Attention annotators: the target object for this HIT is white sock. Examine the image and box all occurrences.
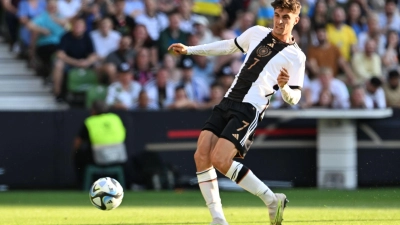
[197,168,226,221]
[226,161,276,206]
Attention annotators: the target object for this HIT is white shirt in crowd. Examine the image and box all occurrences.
[309,78,350,109]
[180,14,202,34]
[378,12,400,33]
[357,32,386,56]
[124,0,145,17]
[135,12,169,40]
[90,30,121,59]
[106,81,142,109]
[182,77,210,103]
[144,79,176,108]
[365,87,386,109]
[57,0,82,19]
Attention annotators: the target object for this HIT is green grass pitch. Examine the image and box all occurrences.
[1,188,400,225]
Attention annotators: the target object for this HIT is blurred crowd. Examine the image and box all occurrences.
[0,0,400,110]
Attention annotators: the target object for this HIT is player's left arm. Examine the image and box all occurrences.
[278,57,306,105]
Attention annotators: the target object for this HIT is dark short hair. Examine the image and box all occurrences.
[271,0,302,13]
[211,82,222,89]
[369,77,383,87]
[175,85,185,92]
[388,70,400,79]
[92,100,108,114]
[386,0,397,5]
[314,23,327,31]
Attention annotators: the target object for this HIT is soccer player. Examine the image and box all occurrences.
[168,0,305,224]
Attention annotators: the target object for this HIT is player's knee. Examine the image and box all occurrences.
[210,149,227,172]
[194,149,210,164]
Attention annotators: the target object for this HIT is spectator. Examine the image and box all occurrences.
[199,83,224,110]
[351,0,373,16]
[223,0,251,28]
[345,1,367,37]
[325,0,345,22]
[364,77,386,109]
[178,0,201,34]
[310,0,328,29]
[132,90,159,110]
[378,0,400,34]
[124,0,145,18]
[133,48,154,85]
[100,35,135,83]
[109,0,136,36]
[216,64,235,94]
[80,1,105,32]
[295,15,318,54]
[105,63,142,110]
[309,67,350,109]
[352,39,382,84]
[73,100,128,189]
[384,70,400,108]
[192,55,215,85]
[307,25,356,82]
[167,85,198,110]
[26,0,66,82]
[90,17,121,61]
[17,0,47,60]
[53,18,98,101]
[83,0,114,17]
[178,56,209,103]
[213,29,243,71]
[382,30,400,72]
[314,88,335,108]
[357,13,386,56]
[135,0,168,41]
[131,24,158,68]
[57,0,82,21]
[162,54,182,83]
[350,85,368,109]
[326,7,357,62]
[158,10,189,61]
[193,15,220,46]
[233,11,255,36]
[2,0,21,53]
[158,0,177,14]
[144,68,176,109]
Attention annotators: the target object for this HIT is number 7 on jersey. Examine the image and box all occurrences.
[248,58,260,70]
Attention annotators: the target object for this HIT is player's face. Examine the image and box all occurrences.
[272,8,299,38]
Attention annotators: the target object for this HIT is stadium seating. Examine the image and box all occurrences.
[85,85,107,109]
[66,68,98,106]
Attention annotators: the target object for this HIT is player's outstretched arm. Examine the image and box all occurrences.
[168,26,260,56]
[278,68,302,105]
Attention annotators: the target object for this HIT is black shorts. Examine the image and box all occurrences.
[202,98,263,158]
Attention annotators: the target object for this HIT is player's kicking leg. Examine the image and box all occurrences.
[211,131,288,224]
[194,130,229,225]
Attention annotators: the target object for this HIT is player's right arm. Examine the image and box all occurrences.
[168,25,260,56]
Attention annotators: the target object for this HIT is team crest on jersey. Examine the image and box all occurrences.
[256,46,272,57]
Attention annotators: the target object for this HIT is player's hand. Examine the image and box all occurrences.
[168,43,188,55]
[277,68,290,88]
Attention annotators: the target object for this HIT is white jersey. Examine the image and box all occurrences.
[187,26,306,112]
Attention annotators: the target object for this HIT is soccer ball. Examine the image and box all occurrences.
[89,177,124,210]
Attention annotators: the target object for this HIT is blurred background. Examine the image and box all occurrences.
[0,0,399,192]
